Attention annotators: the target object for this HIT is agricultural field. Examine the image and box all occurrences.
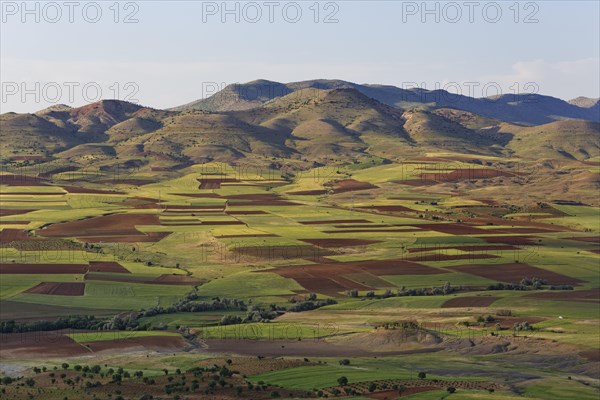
[1,153,598,399]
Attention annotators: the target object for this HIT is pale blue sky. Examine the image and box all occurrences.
[1,1,599,112]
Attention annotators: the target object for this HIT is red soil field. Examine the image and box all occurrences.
[299,219,372,225]
[198,178,238,189]
[1,261,130,274]
[330,179,378,193]
[228,200,299,206]
[524,288,600,302]
[0,174,48,186]
[1,263,88,274]
[479,236,540,246]
[0,192,63,195]
[287,189,328,195]
[323,229,422,233]
[333,224,392,228]
[25,282,86,296]
[448,263,584,285]
[82,335,187,353]
[0,209,36,216]
[406,253,499,262]
[485,227,560,234]
[164,205,225,210]
[0,331,87,358]
[441,296,499,308]
[300,238,381,248]
[88,261,130,273]
[360,205,416,212]
[408,245,518,253]
[267,259,444,294]
[40,213,160,238]
[215,233,278,238]
[0,229,32,244]
[169,193,222,198]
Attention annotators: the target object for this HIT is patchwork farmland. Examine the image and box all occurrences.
[1,155,598,399]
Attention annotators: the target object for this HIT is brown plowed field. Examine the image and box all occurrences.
[406,253,499,262]
[441,296,499,308]
[0,174,48,186]
[479,236,540,246]
[88,261,130,273]
[360,205,416,212]
[1,263,88,274]
[299,219,372,225]
[267,259,444,294]
[330,179,378,193]
[25,282,85,296]
[287,189,328,195]
[448,263,584,285]
[0,209,36,216]
[40,213,160,238]
[226,210,268,215]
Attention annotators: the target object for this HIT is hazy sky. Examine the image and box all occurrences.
[1,0,599,112]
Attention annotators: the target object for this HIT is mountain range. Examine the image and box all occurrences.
[1,79,599,169]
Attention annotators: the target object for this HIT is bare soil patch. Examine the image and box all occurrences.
[40,213,160,238]
[441,296,499,308]
[25,282,85,296]
[0,209,36,216]
[0,174,48,186]
[360,205,416,212]
[479,236,540,246]
[448,263,584,285]
[88,261,130,273]
[267,259,443,294]
[0,263,88,274]
[287,189,328,195]
[407,253,499,262]
[299,219,372,225]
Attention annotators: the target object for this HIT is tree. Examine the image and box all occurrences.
[447,386,456,393]
[418,371,427,379]
[368,383,377,392]
[61,363,69,370]
[338,359,350,366]
[337,376,348,386]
